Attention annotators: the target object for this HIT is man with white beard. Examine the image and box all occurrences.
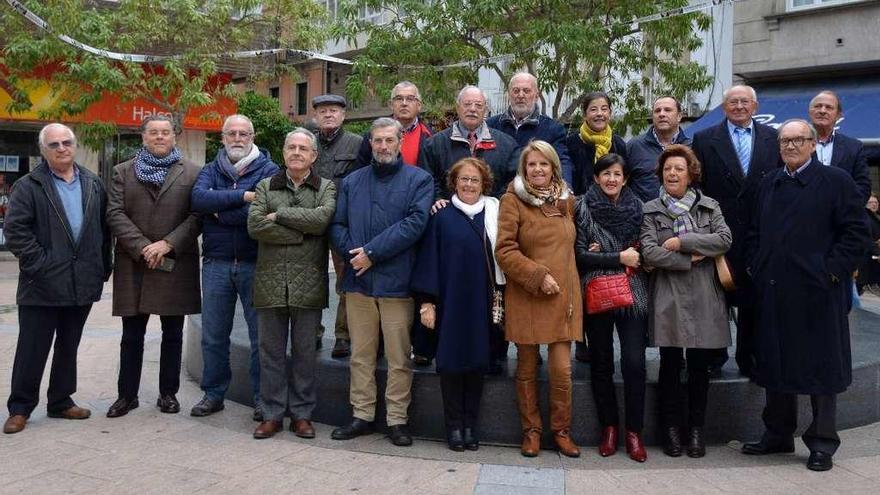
[189,114,280,420]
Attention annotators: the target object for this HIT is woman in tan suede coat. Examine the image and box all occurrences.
[496,140,583,459]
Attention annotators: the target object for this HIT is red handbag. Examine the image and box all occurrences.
[585,268,634,314]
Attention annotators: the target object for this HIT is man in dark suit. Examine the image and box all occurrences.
[808,90,871,203]
[742,119,868,472]
[691,85,781,378]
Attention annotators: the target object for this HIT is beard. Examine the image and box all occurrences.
[226,144,251,162]
[372,151,396,165]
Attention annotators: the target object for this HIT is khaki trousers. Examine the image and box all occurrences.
[515,342,573,433]
[346,292,414,425]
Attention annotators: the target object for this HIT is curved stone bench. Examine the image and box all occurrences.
[184,294,880,446]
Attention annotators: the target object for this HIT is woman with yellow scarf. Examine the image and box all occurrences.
[565,91,629,197]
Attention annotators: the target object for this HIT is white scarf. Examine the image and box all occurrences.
[452,194,506,285]
[233,144,261,175]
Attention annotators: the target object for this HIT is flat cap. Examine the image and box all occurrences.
[312,94,347,109]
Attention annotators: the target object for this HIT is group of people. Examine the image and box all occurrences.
[2,73,871,473]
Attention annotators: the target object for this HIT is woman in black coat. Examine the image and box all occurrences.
[575,154,648,462]
[857,193,880,294]
[566,91,628,197]
[411,157,504,452]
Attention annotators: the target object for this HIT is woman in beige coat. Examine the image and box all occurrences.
[496,140,582,458]
[640,144,732,459]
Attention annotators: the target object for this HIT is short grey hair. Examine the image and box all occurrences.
[222,114,255,133]
[140,114,176,133]
[391,81,421,100]
[778,118,818,141]
[38,123,76,149]
[509,72,538,90]
[284,127,318,151]
[723,85,758,103]
[371,117,403,139]
[456,85,488,106]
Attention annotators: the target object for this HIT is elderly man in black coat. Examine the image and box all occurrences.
[692,85,782,378]
[742,119,869,472]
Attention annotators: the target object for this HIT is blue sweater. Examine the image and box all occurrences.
[486,110,573,185]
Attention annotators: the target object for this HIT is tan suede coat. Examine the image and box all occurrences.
[495,176,583,345]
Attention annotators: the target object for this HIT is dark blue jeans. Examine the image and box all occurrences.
[200,258,260,403]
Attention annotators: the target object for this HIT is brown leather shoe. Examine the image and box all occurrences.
[521,428,541,457]
[291,419,316,439]
[554,429,581,458]
[47,406,91,420]
[253,420,283,439]
[3,415,27,434]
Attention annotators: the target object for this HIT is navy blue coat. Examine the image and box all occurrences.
[625,127,692,202]
[329,158,434,298]
[486,111,572,185]
[566,132,628,196]
[411,207,492,373]
[418,126,519,199]
[191,148,279,261]
[746,159,869,395]
[812,132,871,203]
[692,119,781,305]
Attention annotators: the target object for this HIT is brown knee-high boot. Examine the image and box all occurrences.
[548,342,580,457]
[515,344,542,457]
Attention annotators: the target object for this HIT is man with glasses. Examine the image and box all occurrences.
[356,81,433,168]
[742,119,868,472]
[3,124,111,434]
[189,114,280,420]
[486,72,573,185]
[692,85,782,379]
[312,94,363,359]
[807,90,870,203]
[419,85,519,200]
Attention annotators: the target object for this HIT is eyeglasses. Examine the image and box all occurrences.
[391,95,420,104]
[457,176,482,185]
[726,98,754,107]
[778,137,814,148]
[223,130,254,138]
[46,140,75,150]
[460,101,486,110]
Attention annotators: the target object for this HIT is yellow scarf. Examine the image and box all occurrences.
[579,121,613,163]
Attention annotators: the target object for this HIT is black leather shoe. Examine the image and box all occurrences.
[741,437,795,455]
[190,396,224,417]
[107,397,139,418]
[412,354,432,367]
[463,427,479,451]
[663,426,682,457]
[331,418,372,440]
[157,395,180,414]
[687,427,706,458]
[807,451,833,471]
[447,428,465,452]
[389,424,413,446]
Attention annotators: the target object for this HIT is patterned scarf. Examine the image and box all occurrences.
[579,121,613,162]
[524,179,563,205]
[134,146,181,186]
[659,187,699,235]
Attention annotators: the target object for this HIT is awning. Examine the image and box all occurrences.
[684,79,880,144]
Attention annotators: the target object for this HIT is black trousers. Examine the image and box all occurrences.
[762,390,840,455]
[585,312,647,432]
[7,305,92,416]
[118,314,184,399]
[658,347,717,429]
[734,305,757,374]
[440,372,484,431]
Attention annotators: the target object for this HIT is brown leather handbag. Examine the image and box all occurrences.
[715,255,736,291]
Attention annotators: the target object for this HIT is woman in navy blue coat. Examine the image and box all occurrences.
[411,157,505,452]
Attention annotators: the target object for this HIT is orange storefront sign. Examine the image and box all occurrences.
[0,69,236,131]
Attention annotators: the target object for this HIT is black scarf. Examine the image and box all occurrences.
[584,183,643,243]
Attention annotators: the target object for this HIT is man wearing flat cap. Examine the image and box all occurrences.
[313,94,364,358]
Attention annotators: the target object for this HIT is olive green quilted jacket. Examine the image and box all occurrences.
[247,169,336,309]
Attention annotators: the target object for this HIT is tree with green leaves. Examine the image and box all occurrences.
[1,0,326,145]
[333,0,713,133]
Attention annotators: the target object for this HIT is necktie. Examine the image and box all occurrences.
[734,127,751,175]
[468,131,478,154]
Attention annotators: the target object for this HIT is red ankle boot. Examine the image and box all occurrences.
[598,426,618,457]
[625,430,647,462]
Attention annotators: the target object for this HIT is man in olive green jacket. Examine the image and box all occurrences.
[247,127,336,439]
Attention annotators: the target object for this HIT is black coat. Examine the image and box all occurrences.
[565,132,627,196]
[692,119,781,306]
[5,162,112,306]
[746,160,869,395]
[812,131,871,203]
